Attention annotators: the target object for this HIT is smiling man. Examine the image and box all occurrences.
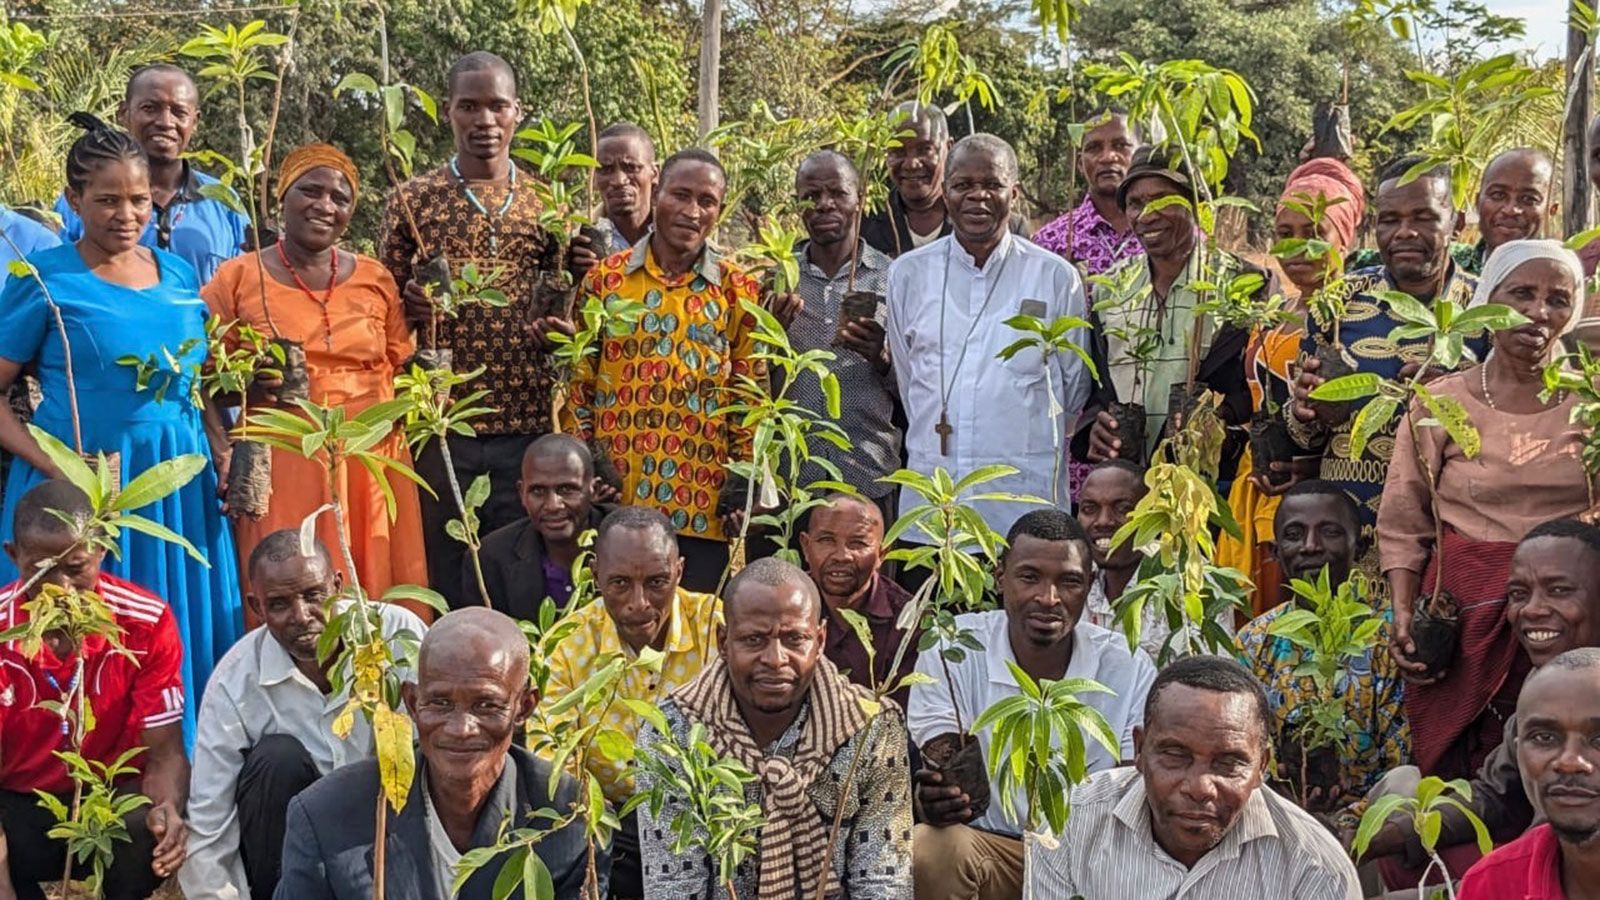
[540,506,719,896]
[182,531,426,900]
[381,51,580,610]
[1459,648,1600,899]
[475,434,603,616]
[551,148,767,591]
[1289,156,1482,535]
[861,101,953,257]
[52,64,247,282]
[1029,656,1362,899]
[1360,519,1600,879]
[275,608,595,899]
[1084,151,1269,474]
[908,509,1155,900]
[799,492,919,705]
[1233,481,1407,816]
[887,134,1094,539]
[637,557,913,898]
[1033,109,1143,276]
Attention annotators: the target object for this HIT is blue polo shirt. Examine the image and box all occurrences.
[52,162,248,284]
[0,206,61,278]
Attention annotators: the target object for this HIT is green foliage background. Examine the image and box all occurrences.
[0,0,1560,248]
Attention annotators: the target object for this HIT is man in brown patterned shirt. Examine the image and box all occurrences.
[380,51,578,609]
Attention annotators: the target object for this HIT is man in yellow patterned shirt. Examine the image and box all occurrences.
[548,148,767,592]
[539,506,721,896]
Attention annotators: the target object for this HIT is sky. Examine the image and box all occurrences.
[1483,0,1569,61]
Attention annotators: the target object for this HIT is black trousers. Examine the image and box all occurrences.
[416,432,536,609]
[678,535,731,594]
[609,811,643,899]
[0,784,162,900]
[237,734,320,900]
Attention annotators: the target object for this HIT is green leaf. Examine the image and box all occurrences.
[1309,373,1382,402]
[380,584,449,613]
[109,454,208,513]
[332,72,379,96]
[115,515,208,564]
[27,426,100,504]
[1348,396,1400,459]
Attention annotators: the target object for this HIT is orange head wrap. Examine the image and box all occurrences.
[276,143,361,207]
[1276,157,1366,254]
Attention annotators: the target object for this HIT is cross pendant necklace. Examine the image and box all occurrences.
[936,409,953,455]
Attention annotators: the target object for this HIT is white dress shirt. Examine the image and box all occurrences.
[1027,767,1363,899]
[906,610,1156,836]
[887,232,1092,540]
[179,604,427,900]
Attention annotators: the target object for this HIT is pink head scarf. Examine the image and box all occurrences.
[1275,158,1366,253]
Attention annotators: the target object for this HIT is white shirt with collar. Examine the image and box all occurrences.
[886,232,1092,541]
[179,603,427,900]
[906,609,1156,836]
[1027,767,1363,899]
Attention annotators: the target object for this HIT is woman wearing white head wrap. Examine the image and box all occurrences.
[1380,237,1593,790]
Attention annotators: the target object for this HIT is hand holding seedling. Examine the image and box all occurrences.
[147,800,187,877]
[913,768,973,826]
[528,314,577,351]
[837,317,887,370]
[566,230,600,282]
[1087,410,1122,461]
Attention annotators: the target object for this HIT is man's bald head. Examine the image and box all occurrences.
[419,607,529,687]
[1477,147,1556,251]
[796,150,859,192]
[723,557,822,626]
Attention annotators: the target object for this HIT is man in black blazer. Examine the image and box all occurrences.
[471,434,606,617]
[274,608,601,899]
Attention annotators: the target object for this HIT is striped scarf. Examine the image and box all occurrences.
[672,654,871,900]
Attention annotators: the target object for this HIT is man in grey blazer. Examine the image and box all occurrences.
[274,608,600,899]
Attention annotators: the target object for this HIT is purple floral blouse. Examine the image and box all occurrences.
[1031,200,1144,276]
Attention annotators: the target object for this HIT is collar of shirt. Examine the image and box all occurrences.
[167,160,207,206]
[799,238,890,282]
[257,628,313,689]
[985,615,1098,688]
[945,229,1019,275]
[1113,775,1280,870]
[624,231,724,286]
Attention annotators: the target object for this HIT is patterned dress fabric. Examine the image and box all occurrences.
[1031,199,1144,276]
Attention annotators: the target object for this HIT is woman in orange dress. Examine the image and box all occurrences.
[1217,158,1365,615]
[205,144,428,611]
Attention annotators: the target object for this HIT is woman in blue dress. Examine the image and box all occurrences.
[0,114,242,745]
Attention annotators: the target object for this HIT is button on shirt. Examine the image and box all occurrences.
[1027,767,1363,899]
[790,240,900,498]
[53,163,247,284]
[906,610,1156,836]
[887,233,1092,539]
[180,603,427,900]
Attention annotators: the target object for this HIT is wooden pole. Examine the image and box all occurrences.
[697,0,722,138]
[1566,8,1595,240]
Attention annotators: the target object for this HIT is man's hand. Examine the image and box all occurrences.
[566,231,600,283]
[147,800,187,877]
[529,315,577,351]
[402,279,434,325]
[837,318,888,372]
[765,291,804,329]
[1087,410,1122,462]
[914,768,974,827]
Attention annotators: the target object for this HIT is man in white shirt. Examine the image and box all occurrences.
[180,531,427,900]
[1026,656,1362,900]
[886,133,1092,540]
[907,508,1156,900]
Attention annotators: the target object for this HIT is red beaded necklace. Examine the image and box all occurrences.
[275,241,338,349]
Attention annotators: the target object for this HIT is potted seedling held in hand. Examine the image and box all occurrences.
[1309,294,1526,676]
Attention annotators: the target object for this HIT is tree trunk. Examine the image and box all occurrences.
[697,0,722,137]
[1566,7,1595,266]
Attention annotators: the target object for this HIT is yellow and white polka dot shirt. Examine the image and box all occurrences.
[541,587,723,804]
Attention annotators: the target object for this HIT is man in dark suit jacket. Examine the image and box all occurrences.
[274,608,601,899]
[471,434,606,617]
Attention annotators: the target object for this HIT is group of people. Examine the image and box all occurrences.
[0,43,1595,900]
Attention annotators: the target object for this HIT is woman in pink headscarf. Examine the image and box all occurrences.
[1219,158,1366,615]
